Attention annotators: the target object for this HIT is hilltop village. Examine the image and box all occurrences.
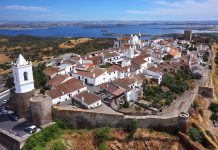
[0,30,216,150]
[43,32,209,110]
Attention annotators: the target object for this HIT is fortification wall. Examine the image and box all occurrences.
[0,129,24,150]
[52,106,125,128]
[52,106,188,130]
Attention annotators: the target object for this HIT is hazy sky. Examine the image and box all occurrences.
[0,0,217,21]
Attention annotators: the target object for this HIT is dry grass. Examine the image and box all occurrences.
[59,38,92,49]
[0,38,8,42]
[0,54,11,64]
[212,44,218,100]
[46,128,184,150]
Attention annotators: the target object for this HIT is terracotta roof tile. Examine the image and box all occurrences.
[73,92,101,105]
[46,78,86,99]
[47,74,69,86]
[44,66,59,76]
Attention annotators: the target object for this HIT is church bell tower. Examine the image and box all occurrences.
[12,54,35,119]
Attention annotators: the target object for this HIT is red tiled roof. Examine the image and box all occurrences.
[100,83,126,96]
[47,74,69,86]
[169,49,180,57]
[76,68,106,78]
[44,66,59,76]
[46,78,86,99]
[73,92,101,105]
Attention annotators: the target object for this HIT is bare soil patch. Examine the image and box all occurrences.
[59,38,92,49]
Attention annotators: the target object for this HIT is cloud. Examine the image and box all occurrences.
[0,5,48,11]
[125,0,218,20]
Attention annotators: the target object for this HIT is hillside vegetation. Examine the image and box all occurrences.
[22,121,185,150]
[0,35,114,74]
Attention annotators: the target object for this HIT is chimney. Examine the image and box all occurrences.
[79,58,83,64]
[92,73,95,78]
[106,84,109,87]
[81,97,84,102]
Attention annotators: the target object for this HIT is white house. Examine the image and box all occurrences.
[102,52,123,65]
[144,66,164,84]
[113,76,143,101]
[46,78,87,105]
[73,92,102,109]
[72,68,108,86]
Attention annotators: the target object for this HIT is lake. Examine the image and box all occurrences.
[0,24,216,38]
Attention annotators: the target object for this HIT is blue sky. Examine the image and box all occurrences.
[0,0,217,21]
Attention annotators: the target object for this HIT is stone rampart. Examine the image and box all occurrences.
[0,129,24,150]
[52,106,187,131]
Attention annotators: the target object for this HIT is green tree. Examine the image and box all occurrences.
[98,143,108,150]
[209,103,218,113]
[188,127,204,143]
[95,127,111,145]
[33,63,47,89]
[126,119,138,138]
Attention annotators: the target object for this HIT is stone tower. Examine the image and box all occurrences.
[30,95,52,127]
[12,54,35,119]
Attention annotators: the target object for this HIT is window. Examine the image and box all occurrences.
[23,72,28,81]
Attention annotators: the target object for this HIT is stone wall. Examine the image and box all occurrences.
[52,106,125,128]
[52,106,188,131]
[0,129,24,150]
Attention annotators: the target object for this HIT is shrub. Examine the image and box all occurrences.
[22,122,63,150]
[209,103,218,113]
[192,100,199,110]
[122,100,130,108]
[51,141,66,150]
[95,127,111,145]
[98,142,108,150]
[135,106,142,112]
[205,130,216,142]
[126,119,138,138]
[210,113,218,121]
[188,127,204,143]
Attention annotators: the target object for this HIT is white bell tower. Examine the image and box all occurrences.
[12,54,35,93]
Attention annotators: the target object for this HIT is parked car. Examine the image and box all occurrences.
[2,99,9,105]
[8,112,19,121]
[25,125,37,134]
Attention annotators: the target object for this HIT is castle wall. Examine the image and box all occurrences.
[52,106,188,131]
[0,129,24,150]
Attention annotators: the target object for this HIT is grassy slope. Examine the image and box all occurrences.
[46,128,184,150]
